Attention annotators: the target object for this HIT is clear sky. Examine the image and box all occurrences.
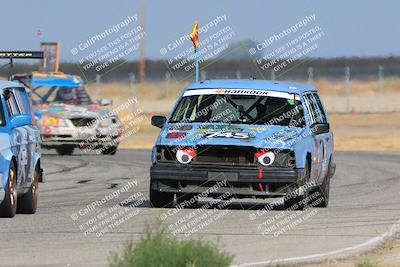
[1,0,398,61]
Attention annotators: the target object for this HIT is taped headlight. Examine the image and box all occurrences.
[256,151,275,166]
[176,149,196,164]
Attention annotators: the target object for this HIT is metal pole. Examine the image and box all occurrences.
[270,69,275,81]
[165,71,171,99]
[236,70,241,79]
[139,0,146,82]
[195,49,199,82]
[345,66,350,113]
[379,65,384,95]
[307,67,313,82]
[129,73,136,110]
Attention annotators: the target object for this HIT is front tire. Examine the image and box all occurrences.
[149,181,174,208]
[0,162,17,218]
[284,160,311,211]
[311,168,331,208]
[17,166,40,214]
[56,146,74,156]
[102,146,118,155]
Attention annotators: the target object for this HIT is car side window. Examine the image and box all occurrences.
[4,88,21,116]
[303,94,318,125]
[312,93,327,123]
[13,87,31,115]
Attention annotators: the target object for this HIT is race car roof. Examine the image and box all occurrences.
[0,80,23,90]
[30,72,84,88]
[185,79,316,94]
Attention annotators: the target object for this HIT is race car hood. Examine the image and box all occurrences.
[159,123,307,149]
[35,103,112,119]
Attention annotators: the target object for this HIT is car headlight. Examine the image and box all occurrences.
[256,151,275,166]
[42,116,61,127]
[176,148,196,164]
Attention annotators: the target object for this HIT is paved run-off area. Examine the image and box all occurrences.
[0,150,399,266]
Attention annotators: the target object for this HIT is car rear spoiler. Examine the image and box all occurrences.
[0,51,44,80]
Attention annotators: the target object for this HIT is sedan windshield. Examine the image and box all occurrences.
[170,92,305,127]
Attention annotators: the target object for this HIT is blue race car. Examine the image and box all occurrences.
[0,80,43,217]
[150,80,336,210]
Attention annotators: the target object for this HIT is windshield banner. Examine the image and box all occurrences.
[183,88,300,100]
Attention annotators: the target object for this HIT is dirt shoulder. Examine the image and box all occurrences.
[301,236,400,267]
[118,112,400,152]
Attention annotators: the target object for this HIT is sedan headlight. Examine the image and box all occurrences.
[255,151,275,166]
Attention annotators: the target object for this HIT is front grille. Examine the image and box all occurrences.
[156,145,295,168]
[196,146,256,164]
[70,117,96,127]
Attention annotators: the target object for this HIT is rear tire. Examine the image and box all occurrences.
[0,162,17,218]
[56,146,74,156]
[17,166,40,214]
[149,182,174,208]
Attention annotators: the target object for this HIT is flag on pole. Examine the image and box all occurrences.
[189,22,199,51]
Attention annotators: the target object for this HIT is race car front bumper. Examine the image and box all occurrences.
[41,135,120,148]
[150,163,305,198]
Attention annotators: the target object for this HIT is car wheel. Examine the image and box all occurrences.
[311,167,331,208]
[176,193,198,207]
[284,160,310,211]
[17,166,40,214]
[102,146,118,155]
[149,183,173,208]
[0,162,17,218]
[56,146,74,156]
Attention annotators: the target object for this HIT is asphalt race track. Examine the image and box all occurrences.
[0,150,399,266]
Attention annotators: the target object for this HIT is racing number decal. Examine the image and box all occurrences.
[204,131,251,139]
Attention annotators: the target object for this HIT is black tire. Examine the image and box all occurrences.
[311,169,331,208]
[56,146,74,156]
[17,166,40,214]
[284,160,310,211]
[176,193,198,207]
[0,162,17,218]
[149,186,174,208]
[102,146,118,155]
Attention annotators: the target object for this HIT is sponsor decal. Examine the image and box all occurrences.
[203,131,252,139]
[199,125,242,131]
[183,88,300,100]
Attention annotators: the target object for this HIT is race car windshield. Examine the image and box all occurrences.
[31,86,93,105]
[169,93,305,127]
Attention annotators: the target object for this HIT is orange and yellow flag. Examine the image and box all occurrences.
[190,22,199,51]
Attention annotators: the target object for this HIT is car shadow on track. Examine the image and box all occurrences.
[121,199,286,211]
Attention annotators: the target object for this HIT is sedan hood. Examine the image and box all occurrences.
[159,123,306,149]
[35,103,112,119]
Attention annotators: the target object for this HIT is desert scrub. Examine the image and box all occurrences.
[109,221,233,267]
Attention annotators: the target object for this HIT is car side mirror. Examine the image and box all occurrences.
[98,99,113,106]
[10,114,32,128]
[311,123,330,135]
[151,115,167,128]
